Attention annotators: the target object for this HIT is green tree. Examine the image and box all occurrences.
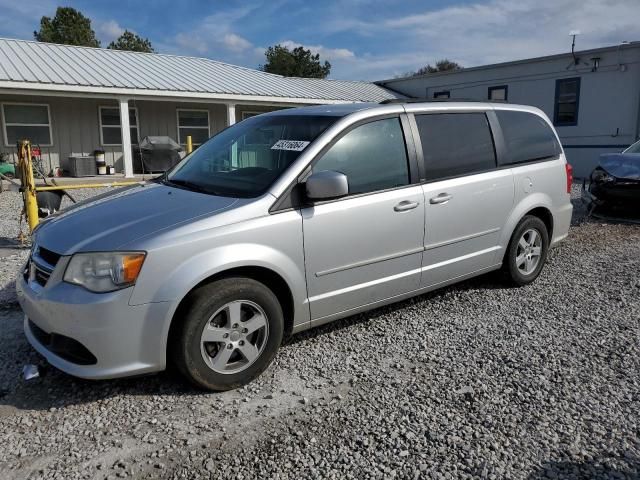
[260,44,331,79]
[108,30,155,53]
[34,7,100,47]
[414,59,462,76]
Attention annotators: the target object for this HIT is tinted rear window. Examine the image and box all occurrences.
[415,113,496,181]
[496,110,562,165]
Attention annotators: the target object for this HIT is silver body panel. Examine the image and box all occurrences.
[18,102,572,379]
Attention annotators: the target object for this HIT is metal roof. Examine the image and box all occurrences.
[0,38,398,103]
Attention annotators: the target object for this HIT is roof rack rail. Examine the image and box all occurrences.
[380,98,507,104]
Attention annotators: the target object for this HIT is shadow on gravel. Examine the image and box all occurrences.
[286,270,509,347]
[527,456,640,480]
[0,364,210,413]
[1,271,509,412]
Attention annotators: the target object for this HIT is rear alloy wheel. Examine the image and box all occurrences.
[504,215,549,286]
[173,277,283,391]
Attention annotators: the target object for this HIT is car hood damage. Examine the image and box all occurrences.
[597,153,640,181]
[585,153,640,220]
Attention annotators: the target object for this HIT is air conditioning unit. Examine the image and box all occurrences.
[67,155,96,177]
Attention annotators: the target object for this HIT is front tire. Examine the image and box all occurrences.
[503,215,549,286]
[172,277,284,391]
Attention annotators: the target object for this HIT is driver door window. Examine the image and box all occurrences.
[302,116,424,319]
[313,117,410,195]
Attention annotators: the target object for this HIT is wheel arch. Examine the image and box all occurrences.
[499,193,555,262]
[167,265,297,358]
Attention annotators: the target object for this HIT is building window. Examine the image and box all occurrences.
[2,103,52,146]
[554,77,581,126]
[241,111,262,121]
[177,109,210,146]
[99,106,139,146]
[488,85,508,101]
[433,90,450,99]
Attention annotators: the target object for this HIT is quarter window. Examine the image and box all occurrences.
[177,109,210,147]
[2,103,52,146]
[313,118,410,195]
[415,113,496,181]
[554,77,580,126]
[99,107,139,146]
[496,110,561,165]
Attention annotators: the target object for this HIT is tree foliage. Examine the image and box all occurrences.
[398,59,463,78]
[34,7,100,47]
[260,45,331,79]
[108,30,155,53]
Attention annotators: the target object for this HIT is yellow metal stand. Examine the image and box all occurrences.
[17,141,40,232]
[186,135,193,154]
[17,139,141,233]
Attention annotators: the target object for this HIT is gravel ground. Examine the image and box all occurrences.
[0,186,110,305]
[0,185,639,480]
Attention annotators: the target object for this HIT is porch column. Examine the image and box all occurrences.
[119,97,134,178]
[226,103,236,126]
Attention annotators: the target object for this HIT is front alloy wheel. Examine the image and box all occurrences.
[200,300,269,374]
[172,277,284,391]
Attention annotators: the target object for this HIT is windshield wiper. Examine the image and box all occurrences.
[163,178,226,196]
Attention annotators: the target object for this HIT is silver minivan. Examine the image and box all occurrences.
[17,101,573,391]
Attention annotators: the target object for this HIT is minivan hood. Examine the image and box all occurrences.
[35,183,239,255]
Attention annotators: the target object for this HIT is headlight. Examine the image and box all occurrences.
[64,252,146,292]
[591,168,615,183]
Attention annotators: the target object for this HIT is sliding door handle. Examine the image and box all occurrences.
[429,193,453,204]
[394,200,419,212]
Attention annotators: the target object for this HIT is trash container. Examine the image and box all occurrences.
[94,149,106,175]
[138,136,183,173]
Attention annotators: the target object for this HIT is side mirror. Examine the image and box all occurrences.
[305,170,349,201]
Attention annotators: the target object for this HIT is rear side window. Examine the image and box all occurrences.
[313,117,409,195]
[496,110,561,165]
[415,113,496,181]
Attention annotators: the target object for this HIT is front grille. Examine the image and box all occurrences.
[28,320,98,365]
[33,265,51,286]
[38,246,61,266]
[28,245,61,287]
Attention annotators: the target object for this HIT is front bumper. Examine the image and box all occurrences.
[17,263,175,379]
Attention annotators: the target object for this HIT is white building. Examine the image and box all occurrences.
[0,38,397,177]
[376,42,640,177]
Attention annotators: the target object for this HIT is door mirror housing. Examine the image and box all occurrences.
[305,170,349,201]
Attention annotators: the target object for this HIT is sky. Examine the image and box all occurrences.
[0,0,639,81]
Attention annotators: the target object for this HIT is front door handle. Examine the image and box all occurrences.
[394,200,419,212]
[429,193,453,204]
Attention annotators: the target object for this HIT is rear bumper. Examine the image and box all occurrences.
[551,202,573,246]
[17,271,175,379]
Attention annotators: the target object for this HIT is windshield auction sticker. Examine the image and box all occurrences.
[271,140,310,151]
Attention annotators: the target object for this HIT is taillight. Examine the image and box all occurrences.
[565,163,573,194]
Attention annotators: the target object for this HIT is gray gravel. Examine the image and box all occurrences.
[0,186,639,479]
[0,186,110,306]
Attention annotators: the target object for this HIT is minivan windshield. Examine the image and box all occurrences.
[166,114,337,197]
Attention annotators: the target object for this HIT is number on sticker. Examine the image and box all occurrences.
[271,140,310,151]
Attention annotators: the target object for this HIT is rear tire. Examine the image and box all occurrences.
[172,277,284,391]
[503,215,549,286]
